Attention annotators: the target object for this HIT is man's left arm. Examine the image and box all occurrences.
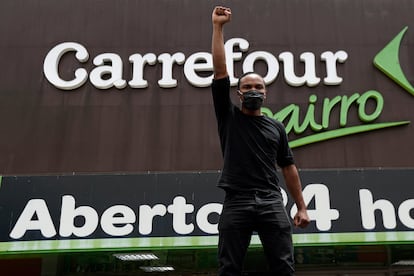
[282,164,310,228]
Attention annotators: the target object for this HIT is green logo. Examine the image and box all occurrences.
[263,27,411,148]
[374,26,414,96]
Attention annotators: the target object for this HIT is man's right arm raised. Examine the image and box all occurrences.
[211,6,231,79]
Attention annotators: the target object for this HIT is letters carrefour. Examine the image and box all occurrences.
[43,40,347,90]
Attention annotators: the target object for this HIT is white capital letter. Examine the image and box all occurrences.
[10,199,56,239]
[43,42,89,90]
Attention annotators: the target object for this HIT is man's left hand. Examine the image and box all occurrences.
[293,209,310,228]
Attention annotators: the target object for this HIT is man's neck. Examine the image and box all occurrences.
[241,107,262,116]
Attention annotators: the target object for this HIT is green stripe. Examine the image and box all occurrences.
[0,176,2,189]
[292,231,414,246]
[289,121,410,148]
[1,232,413,255]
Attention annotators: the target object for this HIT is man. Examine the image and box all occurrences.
[211,6,310,276]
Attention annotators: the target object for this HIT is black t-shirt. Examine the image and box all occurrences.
[211,77,294,193]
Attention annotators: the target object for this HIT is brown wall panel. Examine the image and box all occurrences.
[1,0,413,174]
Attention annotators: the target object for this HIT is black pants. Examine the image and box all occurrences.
[218,190,294,276]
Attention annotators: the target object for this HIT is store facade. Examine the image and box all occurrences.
[1,0,414,274]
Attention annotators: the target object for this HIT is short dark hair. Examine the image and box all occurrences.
[237,72,264,90]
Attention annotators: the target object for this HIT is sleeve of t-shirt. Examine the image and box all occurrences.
[275,121,295,168]
[211,77,232,124]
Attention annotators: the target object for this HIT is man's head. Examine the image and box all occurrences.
[237,72,267,112]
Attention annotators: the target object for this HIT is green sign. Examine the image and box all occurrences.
[262,27,413,148]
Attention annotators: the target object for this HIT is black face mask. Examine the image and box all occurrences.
[240,90,265,110]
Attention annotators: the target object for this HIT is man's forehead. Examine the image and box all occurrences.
[239,74,265,84]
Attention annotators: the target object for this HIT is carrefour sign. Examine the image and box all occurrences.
[43,39,347,89]
[43,27,412,149]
